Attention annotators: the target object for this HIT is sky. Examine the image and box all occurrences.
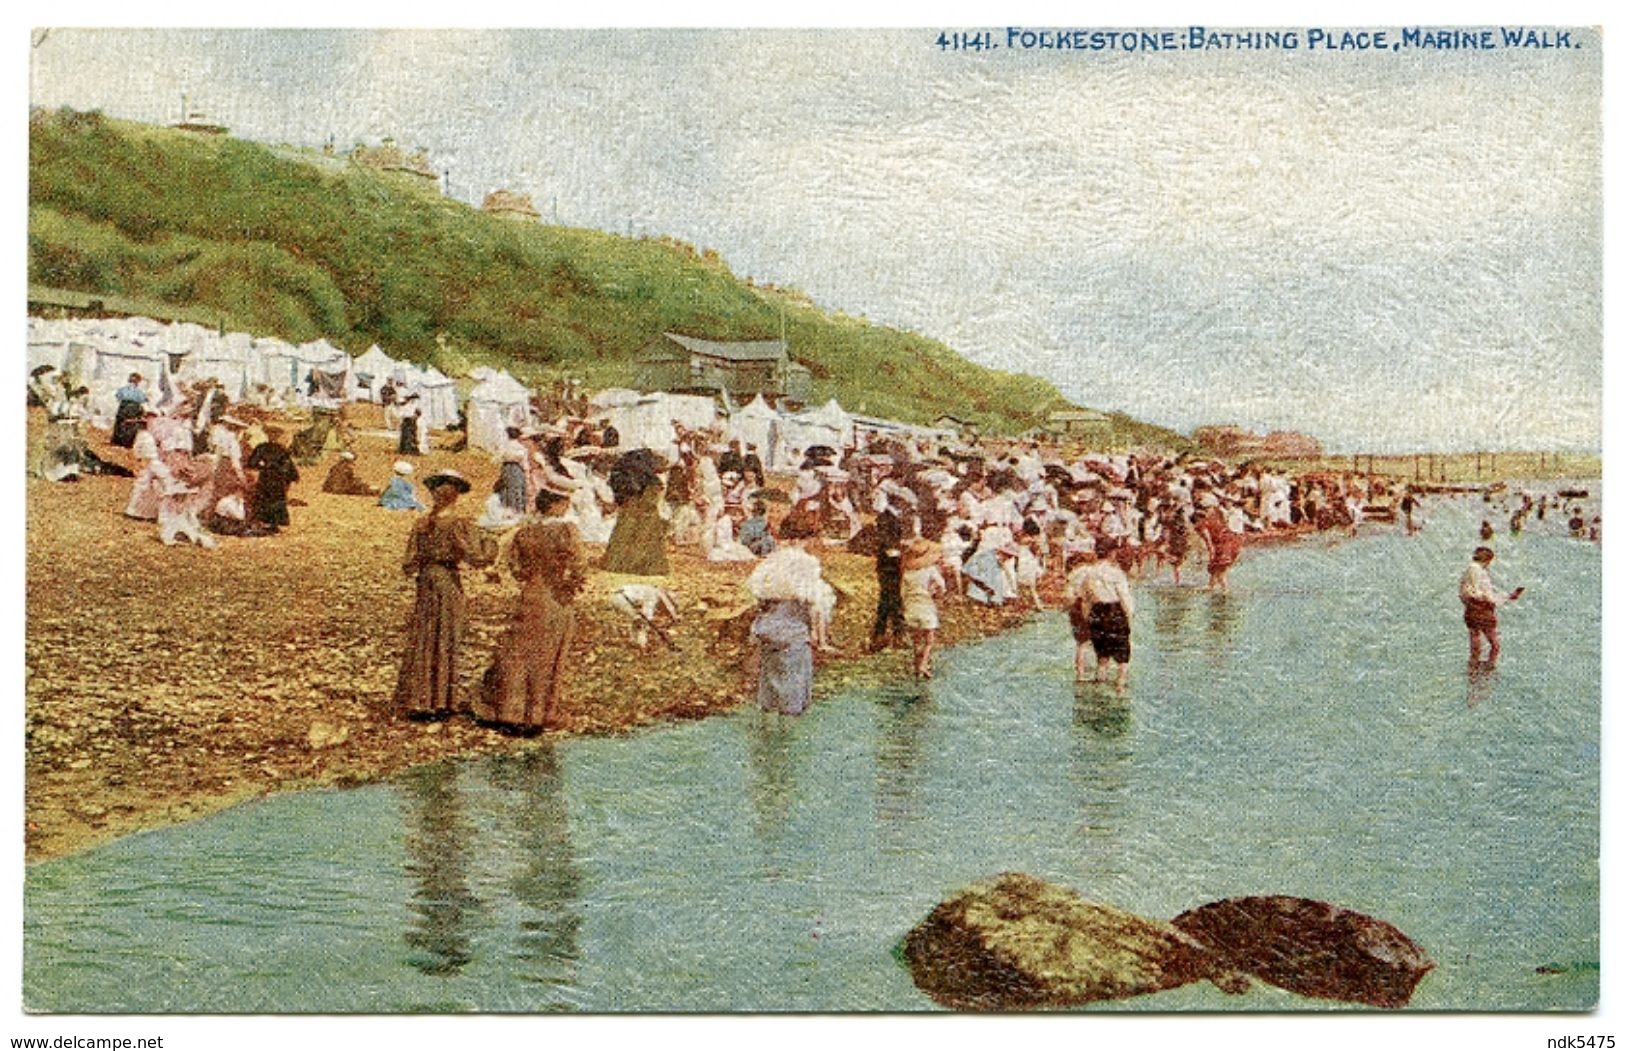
[26,26,1603,452]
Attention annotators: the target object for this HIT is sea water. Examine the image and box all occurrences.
[24,495,1601,1011]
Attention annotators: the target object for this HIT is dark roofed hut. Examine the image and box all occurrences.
[634,332,811,404]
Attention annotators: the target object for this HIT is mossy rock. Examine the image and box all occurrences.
[901,872,1218,1010]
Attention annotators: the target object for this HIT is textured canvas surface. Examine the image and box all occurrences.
[16,20,1611,1047]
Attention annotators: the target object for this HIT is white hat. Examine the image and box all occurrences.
[393,461,414,476]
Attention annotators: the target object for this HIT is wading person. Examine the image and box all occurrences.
[394,470,498,720]
[746,541,837,714]
[1195,500,1242,592]
[900,538,946,679]
[471,486,587,734]
[1459,546,1523,666]
[1065,538,1136,693]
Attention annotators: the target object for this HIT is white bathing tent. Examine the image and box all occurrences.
[68,336,177,419]
[297,339,354,402]
[726,394,784,470]
[660,392,721,434]
[177,331,255,400]
[350,345,399,402]
[779,398,854,461]
[405,365,460,429]
[466,370,534,452]
[27,338,71,378]
[251,337,304,394]
[593,388,715,459]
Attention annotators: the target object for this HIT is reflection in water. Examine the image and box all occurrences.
[1068,684,1132,873]
[400,763,483,977]
[745,711,802,858]
[1151,586,1196,641]
[488,746,583,1002]
[1466,660,1498,708]
[1074,686,1131,739]
[873,685,933,852]
[1204,591,1242,660]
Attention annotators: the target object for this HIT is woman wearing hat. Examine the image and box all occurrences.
[1065,537,1135,693]
[602,468,670,576]
[246,427,299,531]
[394,469,498,720]
[1195,499,1243,592]
[321,450,379,496]
[745,541,837,715]
[494,426,530,513]
[378,461,426,511]
[471,485,587,733]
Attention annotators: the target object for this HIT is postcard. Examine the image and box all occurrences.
[18,21,1609,1042]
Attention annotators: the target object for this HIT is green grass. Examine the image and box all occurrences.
[28,106,1184,442]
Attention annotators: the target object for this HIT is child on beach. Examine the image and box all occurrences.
[1459,546,1523,666]
[900,539,946,678]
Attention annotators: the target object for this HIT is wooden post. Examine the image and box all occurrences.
[1414,454,1421,481]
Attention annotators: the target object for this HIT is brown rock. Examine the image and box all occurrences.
[1170,895,1433,1008]
[902,873,1216,1010]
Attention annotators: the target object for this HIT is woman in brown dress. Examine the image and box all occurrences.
[394,470,498,720]
[471,487,589,733]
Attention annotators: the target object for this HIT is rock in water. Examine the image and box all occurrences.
[902,872,1216,1010]
[1170,896,1433,1008]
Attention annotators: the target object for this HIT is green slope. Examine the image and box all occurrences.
[28,106,1185,444]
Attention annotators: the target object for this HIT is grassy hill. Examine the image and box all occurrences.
[29,106,1186,445]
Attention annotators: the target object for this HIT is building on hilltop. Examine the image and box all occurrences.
[933,414,977,438]
[1047,408,1112,440]
[1193,424,1256,456]
[1258,430,1324,459]
[482,189,541,222]
[1194,424,1323,459]
[172,95,227,136]
[635,332,812,405]
[349,138,440,191]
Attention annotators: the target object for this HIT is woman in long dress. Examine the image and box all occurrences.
[494,427,529,513]
[472,487,587,733]
[124,416,163,520]
[746,543,837,715]
[602,480,670,575]
[394,471,498,719]
[1195,502,1243,592]
[246,429,300,530]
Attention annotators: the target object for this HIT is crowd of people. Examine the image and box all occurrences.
[29,360,1602,729]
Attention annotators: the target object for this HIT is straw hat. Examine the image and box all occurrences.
[423,469,472,493]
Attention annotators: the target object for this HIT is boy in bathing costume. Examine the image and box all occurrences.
[1459,546,1522,666]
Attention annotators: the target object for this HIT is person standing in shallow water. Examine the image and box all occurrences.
[1065,538,1136,693]
[394,471,498,720]
[1459,546,1522,666]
